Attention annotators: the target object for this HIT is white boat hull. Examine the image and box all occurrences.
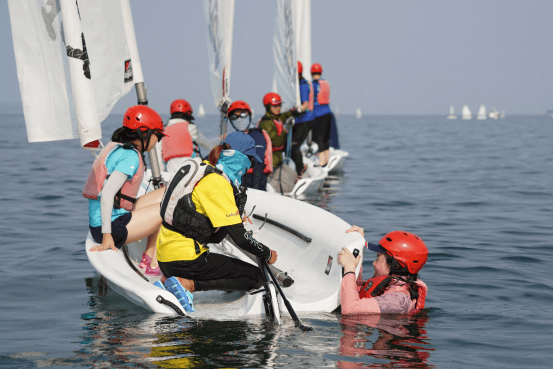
[85,176,365,319]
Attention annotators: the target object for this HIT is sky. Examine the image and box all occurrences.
[1,0,553,116]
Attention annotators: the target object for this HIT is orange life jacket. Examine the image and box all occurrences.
[82,142,144,211]
[359,275,427,315]
[162,121,194,161]
[316,79,330,105]
[246,129,274,175]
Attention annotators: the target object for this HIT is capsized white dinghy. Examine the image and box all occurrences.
[86,180,365,318]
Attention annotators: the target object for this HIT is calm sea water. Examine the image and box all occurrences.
[0,113,551,368]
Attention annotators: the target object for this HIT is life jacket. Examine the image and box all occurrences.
[315,79,330,105]
[82,142,145,211]
[162,121,195,161]
[246,129,273,175]
[359,275,427,315]
[159,158,246,252]
[256,118,285,152]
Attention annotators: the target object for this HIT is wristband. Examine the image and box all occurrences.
[342,271,355,278]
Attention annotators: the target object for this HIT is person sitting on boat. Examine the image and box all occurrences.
[311,63,332,167]
[155,132,278,312]
[258,92,300,192]
[291,61,315,178]
[338,226,428,315]
[227,100,270,191]
[84,105,167,276]
[157,99,222,173]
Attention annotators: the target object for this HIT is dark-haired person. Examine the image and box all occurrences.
[157,99,222,172]
[227,100,269,190]
[83,105,166,276]
[338,226,429,315]
[155,132,278,312]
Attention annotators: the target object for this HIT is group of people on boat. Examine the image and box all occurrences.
[83,61,429,317]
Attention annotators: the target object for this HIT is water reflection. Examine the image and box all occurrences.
[337,313,434,368]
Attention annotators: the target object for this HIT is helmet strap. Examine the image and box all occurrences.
[135,128,154,153]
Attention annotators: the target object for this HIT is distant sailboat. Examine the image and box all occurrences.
[461,105,472,120]
[355,108,362,119]
[500,109,505,118]
[447,105,456,119]
[488,107,499,119]
[476,105,487,120]
[197,103,206,118]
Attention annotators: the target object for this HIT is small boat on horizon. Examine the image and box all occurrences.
[447,105,456,119]
[355,108,362,119]
[197,103,206,118]
[476,105,487,120]
[462,105,472,120]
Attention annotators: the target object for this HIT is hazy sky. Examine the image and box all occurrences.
[1,0,553,115]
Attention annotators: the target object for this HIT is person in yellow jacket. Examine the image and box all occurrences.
[155,132,278,312]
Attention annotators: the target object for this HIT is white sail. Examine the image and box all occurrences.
[203,0,235,108]
[273,0,299,111]
[447,105,456,119]
[8,0,136,147]
[476,105,487,120]
[355,108,362,119]
[461,105,472,120]
[295,0,312,82]
[488,107,499,119]
[197,103,206,118]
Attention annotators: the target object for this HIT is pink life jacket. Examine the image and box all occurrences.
[246,129,274,175]
[162,121,194,161]
[307,80,314,111]
[255,118,285,152]
[359,276,427,315]
[82,142,145,211]
[316,79,330,105]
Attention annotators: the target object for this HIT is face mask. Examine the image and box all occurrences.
[230,116,252,132]
[216,149,252,186]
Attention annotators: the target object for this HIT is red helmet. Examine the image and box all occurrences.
[228,100,252,117]
[263,92,282,106]
[378,231,428,274]
[311,63,323,74]
[170,99,193,115]
[298,61,303,74]
[123,105,166,136]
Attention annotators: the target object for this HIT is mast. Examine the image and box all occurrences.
[203,0,235,138]
[120,0,164,189]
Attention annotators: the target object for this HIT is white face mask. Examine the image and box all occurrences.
[230,116,252,132]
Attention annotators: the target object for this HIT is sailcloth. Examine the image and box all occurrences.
[8,0,135,146]
[295,0,312,83]
[273,0,299,111]
[203,0,235,108]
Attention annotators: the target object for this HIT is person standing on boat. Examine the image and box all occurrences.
[157,99,222,172]
[155,132,278,312]
[227,100,270,191]
[84,105,167,276]
[291,61,315,178]
[338,226,428,315]
[258,92,300,192]
[311,63,332,167]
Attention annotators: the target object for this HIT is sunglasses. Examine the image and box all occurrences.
[230,112,251,121]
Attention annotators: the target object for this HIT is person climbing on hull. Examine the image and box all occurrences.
[157,99,223,172]
[338,226,429,315]
[227,100,270,191]
[154,132,278,313]
[84,105,167,276]
[291,61,315,178]
[311,63,333,167]
[258,92,300,193]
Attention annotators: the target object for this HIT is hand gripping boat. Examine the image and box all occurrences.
[85,172,365,319]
